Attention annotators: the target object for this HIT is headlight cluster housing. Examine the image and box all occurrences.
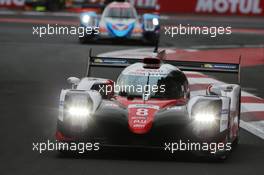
[152,18,159,26]
[190,98,223,138]
[191,99,222,124]
[64,91,94,123]
[80,14,97,26]
[81,15,91,24]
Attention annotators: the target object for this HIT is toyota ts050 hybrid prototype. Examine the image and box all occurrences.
[56,49,241,159]
[79,2,160,44]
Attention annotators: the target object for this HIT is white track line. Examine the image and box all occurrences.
[241,121,264,140]
[241,104,264,113]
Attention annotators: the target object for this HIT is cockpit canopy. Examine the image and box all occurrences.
[116,63,189,99]
[103,3,137,19]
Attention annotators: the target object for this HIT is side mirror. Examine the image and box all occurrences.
[206,84,221,96]
[67,77,80,89]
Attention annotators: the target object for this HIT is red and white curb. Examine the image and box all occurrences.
[98,49,264,140]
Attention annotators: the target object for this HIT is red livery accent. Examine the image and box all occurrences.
[55,131,74,142]
[116,96,186,134]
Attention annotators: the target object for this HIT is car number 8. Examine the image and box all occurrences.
[136,108,148,116]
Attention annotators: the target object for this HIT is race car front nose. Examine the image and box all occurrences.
[106,22,135,37]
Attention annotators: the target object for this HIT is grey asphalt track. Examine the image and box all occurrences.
[0,14,264,175]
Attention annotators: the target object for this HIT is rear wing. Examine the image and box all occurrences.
[85,49,241,83]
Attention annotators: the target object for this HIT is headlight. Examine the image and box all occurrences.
[68,106,90,117]
[194,112,216,123]
[152,18,159,26]
[81,15,90,24]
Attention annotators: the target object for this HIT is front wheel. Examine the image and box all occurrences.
[143,32,159,46]
[144,37,159,46]
[233,90,241,147]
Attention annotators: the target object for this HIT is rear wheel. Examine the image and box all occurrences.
[210,114,233,161]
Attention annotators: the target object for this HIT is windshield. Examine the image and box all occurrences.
[116,71,186,99]
[104,7,136,18]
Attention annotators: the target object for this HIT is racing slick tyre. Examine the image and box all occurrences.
[209,136,231,161]
[212,89,241,161]
[232,90,241,147]
[143,32,160,46]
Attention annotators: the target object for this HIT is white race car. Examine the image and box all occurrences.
[56,49,241,160]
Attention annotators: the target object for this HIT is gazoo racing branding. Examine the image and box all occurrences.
[116,97,182,134]
[195,0,263,15]
[128,104,160,134]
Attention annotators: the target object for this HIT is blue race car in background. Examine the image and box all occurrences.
[79,1,160,45]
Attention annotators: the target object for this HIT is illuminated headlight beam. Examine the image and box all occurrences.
[81,15,90,24]
[68,107,90,117]
[152,18,159,26]
[194,112,216,123]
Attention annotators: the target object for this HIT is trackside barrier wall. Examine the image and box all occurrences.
[1,0,264,16]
